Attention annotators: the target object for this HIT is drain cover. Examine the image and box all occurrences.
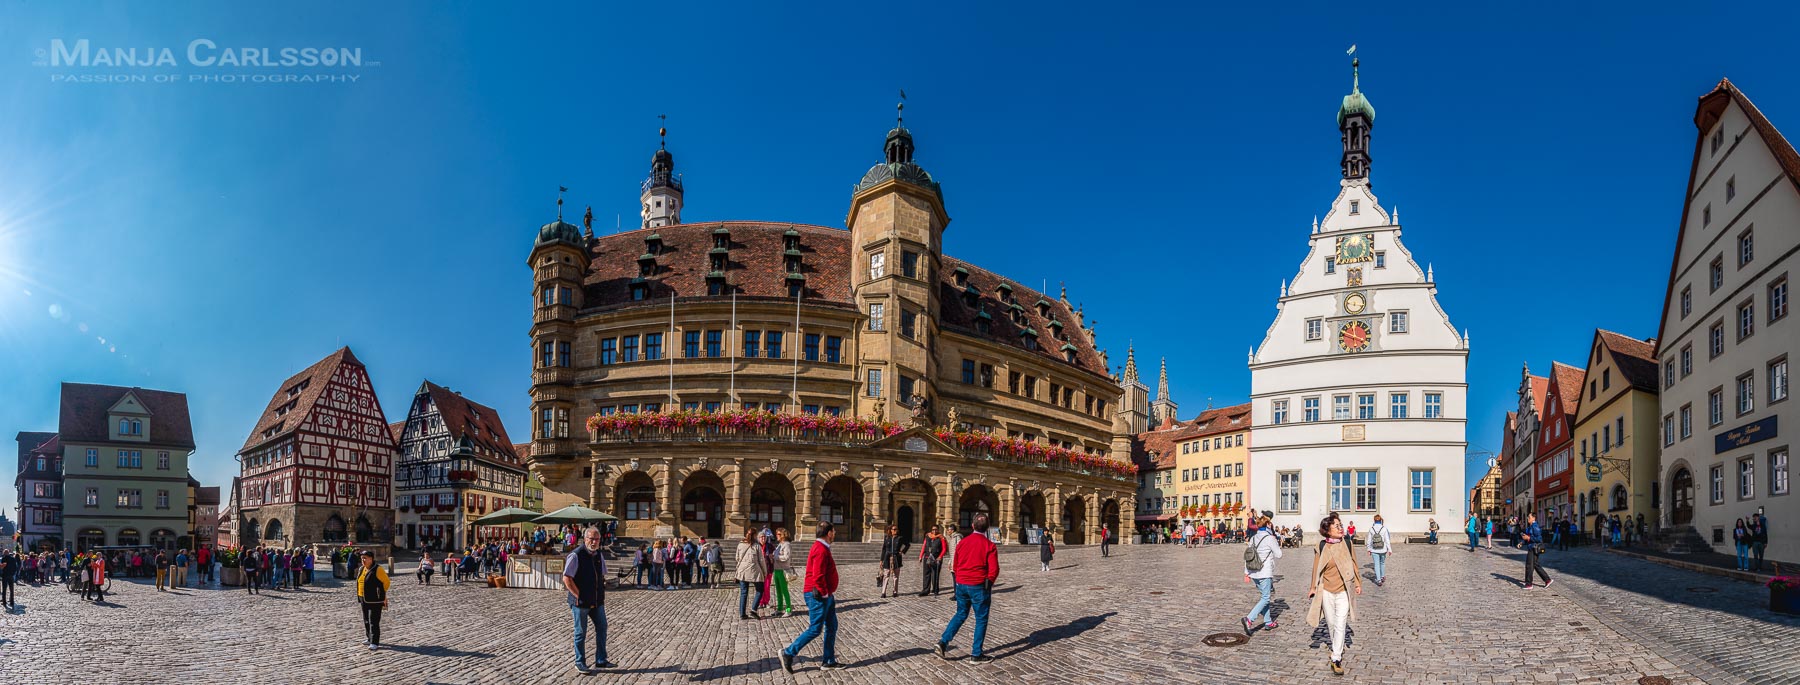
[1149,591,1165,595]
[1088,587,1105,591]
[1687,587,1718,593]
[1567,621,1582,626]
[1638,676,1671,685]
[1202,633,1249,647]
[1575,627,1591,632]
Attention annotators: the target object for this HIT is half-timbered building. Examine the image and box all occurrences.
[393,380,526,551]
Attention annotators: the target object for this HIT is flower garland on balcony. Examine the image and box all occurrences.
[929,429,1136,478]
[586,409,902,439]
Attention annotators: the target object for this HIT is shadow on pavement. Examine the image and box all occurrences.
[1307,621,1354,651]
[987,611,1116,658]
[681,655,782,680]
[843,646,931,667]
[1533,548,1800,627]
[381,644,495,658]
[1489,572,1521,586]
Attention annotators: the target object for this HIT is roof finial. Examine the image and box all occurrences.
[582,205,594,239]
[1347,44,1360,94]
[658,114,667,150]
[556,185,567,220]
[897,89,906,128]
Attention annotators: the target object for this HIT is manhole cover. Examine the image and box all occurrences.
[1638,676,1671,685]
[1149,591,1165,595]
[1202,633,1249,648]
[1687,587,1718,594]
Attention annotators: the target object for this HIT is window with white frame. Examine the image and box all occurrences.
[1389,311,1408,333]
[1772,358,1789,403]
[1663,414,1675,446]
[1711,257,1723,291]
[1357,393,1376,420]
[1710,322,1725,358]
[1272,400,1289,425]
[1710,388,1724,426]
[1409,469,1434,512]
[1739,301,1756,341]
[1305,318,1322,341]
[1739,458,1756,500]
[1424,392,1444,419]
[1329,470,1353,511]
[1739,228,1754,267]
[1772,277,1789,322]
[1279,472,1301,512]
[1390,393,1409,418]
[1680,404,1692,439]
[1681,345,1693,378]
[868,303,885,331]
[1332,395,1351,420]
[1303,397,1320,422]
[1354,469,1379,511]
[1772,448,1789,496]
[1711,465,1724,504]
[1738,373,1755,416]
[868,251,885,280]
[867,369,883,397]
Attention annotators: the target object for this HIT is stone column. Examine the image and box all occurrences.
[586,457,603,510]
[1122,495,1137,545]
[796,461,818,542]
[726,459,747,539]
[654,458,678,538]
[996,480,1017,546]
[1045,489,1063,544]
[937,473,956,534]
[1086,495,1102,546]
[865,464,886,543]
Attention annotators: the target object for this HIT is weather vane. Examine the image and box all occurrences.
[897,89,906,127]
[556,185,567,220]
[658,114,667,149]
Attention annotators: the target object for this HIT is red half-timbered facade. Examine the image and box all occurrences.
[1533,362,1586,521]
[237,347,397,548]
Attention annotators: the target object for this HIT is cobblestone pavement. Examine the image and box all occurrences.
[3,540,1797,684]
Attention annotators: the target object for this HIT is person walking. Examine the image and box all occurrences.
[1038,528,1055,572]
[757,530,777,610]
[174,549,190,589]
[1733,518,1751,571]
[735,528,770,620]
[197,546,211,584]
[1519,513,1553,589]
[564,526,615,672]
[355,550,389,650]
[419,552,436,585]
[1242,515,1283,635]
[155,549,170,592]
[242,548,260,594]
[1466,514,1480,552]
[0,550,18,608]
[919,525,948,597]
[779,522,843,673]
[87,553,107,603]
[1099,523,1112,558]
[879,525,907,598]
[1305,513,1362,676]
[771,528,795,617]
[1485,518,1495,549]
[1368,515,1393,586]
[935,513,999,664]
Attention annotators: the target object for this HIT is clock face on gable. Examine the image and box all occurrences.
[1339,320,1372,353]
[1335,233,1375,264]
[1344,292,1367,315]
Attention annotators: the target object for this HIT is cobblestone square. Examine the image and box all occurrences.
[3,542,1797,684]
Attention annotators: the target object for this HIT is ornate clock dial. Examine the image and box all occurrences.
[1335,233,1375,264]
[1338,320,1371,352]
[1344,292,1367,315]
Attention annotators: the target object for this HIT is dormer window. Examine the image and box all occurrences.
[638,253,656,277]
[785,256,801,272]
[1049,319,1065,341]
[784,227,800,251]
[710,254,727,272]
[630,279,649,301]
[645,233,662,255]
[1036,300,1051,318]
[712,227,730,250]
[953,266,969,288]
[1020,328,1039,351]
[976,310,992,334]
[1061,343,1078,363]
[785,272,806,299]
[997,282,1013,304]
[962,285,979,307]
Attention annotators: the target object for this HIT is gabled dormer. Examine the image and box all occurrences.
[108,390,152,442]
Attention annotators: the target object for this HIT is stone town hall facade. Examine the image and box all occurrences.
[526,116,1139,546]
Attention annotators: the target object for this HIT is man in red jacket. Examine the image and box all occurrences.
[937,513,999,663]
[780,522,843,673]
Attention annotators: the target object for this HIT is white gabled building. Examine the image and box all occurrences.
[1654,79,1797,563]
[1249,58,1469,535]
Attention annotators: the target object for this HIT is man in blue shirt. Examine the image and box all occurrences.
[563,526,616,673]
[1519,513,1553,589]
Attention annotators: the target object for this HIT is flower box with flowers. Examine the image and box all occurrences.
[586,409,900,446]
[1770,576,1799,614]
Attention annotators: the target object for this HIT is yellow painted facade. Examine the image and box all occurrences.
[1570,331,1661,539]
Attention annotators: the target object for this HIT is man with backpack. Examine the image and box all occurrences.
[1241,515,1283,635]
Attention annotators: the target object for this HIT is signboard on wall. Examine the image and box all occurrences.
[1715,416,1777,454]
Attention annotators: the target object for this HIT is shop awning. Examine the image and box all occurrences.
[1134,514,1175,522]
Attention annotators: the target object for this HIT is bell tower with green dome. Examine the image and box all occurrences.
[1339,57,1375,183]
[526,189,590,475]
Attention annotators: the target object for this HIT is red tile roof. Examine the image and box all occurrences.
[1184,403,1253,438]
[937,257,1108,377]
[1549,362,1586,418]
[1129,402,1253,471]
[388,421,406,444]
[1526,375,1549,416]
[15,431,56,472]
[58,383,196,449]
[1660,79,1800,344]
[1595,329,1659,393]
[420,381,521,465]
[239,347,359,453]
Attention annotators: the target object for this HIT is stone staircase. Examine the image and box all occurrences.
[1652,525,1712,555]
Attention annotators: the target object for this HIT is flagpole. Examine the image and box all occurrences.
[791,287,801,411]
[668,293,676,408]
[730,290,738,408]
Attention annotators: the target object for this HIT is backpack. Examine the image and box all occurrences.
[1243,532,1270,572]
[1369,526,1387,553]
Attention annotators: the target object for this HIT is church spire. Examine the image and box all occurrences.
[1337,48,1375,182]
[641,117,684,229]
[1157,357,1169,401]
[1121,345,1139,386]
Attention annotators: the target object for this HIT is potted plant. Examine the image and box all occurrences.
[332,544,356,579]
[1770,575,1799,615]
[219,548,244,586]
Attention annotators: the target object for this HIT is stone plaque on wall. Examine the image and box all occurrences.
[1342,424,1366,442]
[905,436,928,452]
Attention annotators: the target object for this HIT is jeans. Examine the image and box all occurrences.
[1372,552,1387,581]
[1467,531,1478,550]
[739,580,766,616]
[571,605,607,666]
[361,603,383,645]
[1245,577,1274,624]
[1754,543,1766,571]
[635,564,645,586]
[783,592,837,663]
[940,583,992,656]
[1,579,14,605]
[1737,543,1751,570]
[650,564,664,588]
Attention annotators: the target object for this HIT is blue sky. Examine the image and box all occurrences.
[3,2,1799,518]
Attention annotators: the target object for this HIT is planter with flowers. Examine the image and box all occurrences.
[219,548,244,586]
[331,544,357,579]
[1770,575,1799,615]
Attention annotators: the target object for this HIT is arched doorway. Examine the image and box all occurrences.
[150,529,177,551]
[820,475,865,542]
[749,472,797,538]
[354,515,373,543]
[324,514,347,543]
[1671,468,1694,525]
[77,527,106,551]
[264,519,284,545]
[681,470,727,540]
[957,484,998,534]
[614,471,656,536]
[890,478,935,543]
[1062,496,1087,545]
[1101,499,1121,543]
[118,528,141,547]
[1017,491,1047,544]
[244,518,260,547]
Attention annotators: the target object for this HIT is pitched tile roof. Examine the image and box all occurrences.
[58,383,196,449]
[583,222,854,308]
[1596,329,1660,392]
[1526,375,1549,416]
[420,381,521,465]
[240,347,359,453]
[937,257,1108,377]
[1661,79,1800,343]
[1129,402,1253,471]
[1184,402,1253,438]
[196,486,220,506]
[389,421,406,444]
[15,431,56,472]
[576,221,1111,379]
[1549,362,1586,418]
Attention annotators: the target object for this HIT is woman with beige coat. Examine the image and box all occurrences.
[1304,513,1363,676]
